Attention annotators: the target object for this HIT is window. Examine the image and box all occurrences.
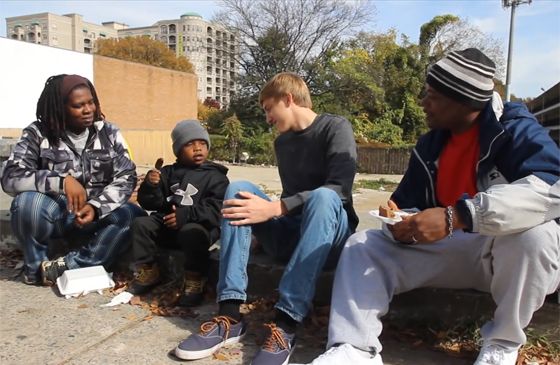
[160,25,168,34]
[169,24,176,33]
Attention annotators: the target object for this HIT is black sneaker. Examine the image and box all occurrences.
[251,323,296,365]
[128,263,161,295]
[175,315,246,360]
[178,271,207,307]
[40,257,68,286]
[22,272,41,286]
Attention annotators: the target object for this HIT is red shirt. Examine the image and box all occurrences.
[436,123,480,207]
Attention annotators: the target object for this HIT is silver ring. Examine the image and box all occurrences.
[411,235,418,244]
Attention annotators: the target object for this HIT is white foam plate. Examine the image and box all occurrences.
[56,265,115,297]
[369,209,413,225]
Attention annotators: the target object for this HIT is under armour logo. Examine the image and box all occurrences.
[167,183,199,206]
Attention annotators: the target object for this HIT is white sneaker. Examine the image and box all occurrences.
[290,343,383,365]
[474,344,519,365]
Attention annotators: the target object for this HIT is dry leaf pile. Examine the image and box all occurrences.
[0,248,23,269]
[382,319,560,365]
[108,271,199,318]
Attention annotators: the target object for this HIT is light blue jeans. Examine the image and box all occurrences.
[217,181,351,322]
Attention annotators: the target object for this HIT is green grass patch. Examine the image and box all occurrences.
[354,178,399,192]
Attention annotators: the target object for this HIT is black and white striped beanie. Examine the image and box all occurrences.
[426,48,496,110]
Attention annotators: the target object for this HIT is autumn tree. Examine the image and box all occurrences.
[221,114,244,162]
[313,31,427,142]
[96,36,194,73]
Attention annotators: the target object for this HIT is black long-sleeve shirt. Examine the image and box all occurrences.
[275,113,359,231]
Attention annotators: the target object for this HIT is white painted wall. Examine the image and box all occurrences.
[0,37,94,129]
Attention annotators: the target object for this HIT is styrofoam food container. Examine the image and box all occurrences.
[56,265,115,296]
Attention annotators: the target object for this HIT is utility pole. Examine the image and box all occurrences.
[502,0,532,102]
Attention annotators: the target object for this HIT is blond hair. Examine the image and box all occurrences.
[259,72,312,108]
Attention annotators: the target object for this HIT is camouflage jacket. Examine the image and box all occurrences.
[1,120,137,218]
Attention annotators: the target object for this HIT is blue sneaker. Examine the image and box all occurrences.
[251,323,296,365]
[175,315,246,360]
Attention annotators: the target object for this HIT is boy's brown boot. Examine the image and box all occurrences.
[178,271,207,307]
[128,263,161,295]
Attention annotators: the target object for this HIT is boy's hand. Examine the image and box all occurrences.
[74,204,96,227]
[147,170,161,185]
[64,175,87,213]
[147,158,164,185]
[164,205,178,229]
[222,191,284,226]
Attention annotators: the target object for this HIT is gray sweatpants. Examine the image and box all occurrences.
[327,221,560,352]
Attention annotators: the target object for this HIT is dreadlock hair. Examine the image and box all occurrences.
[35,74,104,146]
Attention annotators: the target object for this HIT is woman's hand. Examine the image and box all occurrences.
[74,204,96,227]
[64,175,87,213]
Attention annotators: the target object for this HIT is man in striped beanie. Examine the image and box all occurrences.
[427,48,496,110]
[299,48,560,365]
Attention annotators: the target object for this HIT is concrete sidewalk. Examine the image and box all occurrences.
[0,269,474,365]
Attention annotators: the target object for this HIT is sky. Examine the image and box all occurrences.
[1,0,559,98]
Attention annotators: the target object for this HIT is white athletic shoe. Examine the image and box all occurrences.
[290,343,383,365]
[474,344,519,365]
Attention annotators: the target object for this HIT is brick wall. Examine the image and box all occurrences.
[93,55,198,131]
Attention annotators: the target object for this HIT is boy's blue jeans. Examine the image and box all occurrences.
[10,191,145,281]
[217,181,351,322]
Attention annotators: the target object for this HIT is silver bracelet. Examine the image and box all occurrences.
[446,206,454,238]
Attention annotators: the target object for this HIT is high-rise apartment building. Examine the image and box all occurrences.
[120,13,238,106]
[5,12,122,53]
[5,12,238,105]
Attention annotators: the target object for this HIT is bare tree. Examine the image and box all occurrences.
[215,0,374,93]
[420,16,506,81]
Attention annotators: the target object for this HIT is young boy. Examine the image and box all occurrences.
[128,120,229,307]
[174,73,358,364]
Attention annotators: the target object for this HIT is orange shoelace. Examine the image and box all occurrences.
[199,316,236,341]
[262,323,289,351]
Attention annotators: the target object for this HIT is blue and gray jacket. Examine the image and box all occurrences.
[1,120,137,219]
[392,99,560,235]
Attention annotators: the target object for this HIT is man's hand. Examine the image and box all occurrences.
[164,205,178,229]
[222,191,284,226]
[386,200,416,243]
[406,207,449,243]
[408,206,467,243]
[64,175,87,213]
[74,204,96,227]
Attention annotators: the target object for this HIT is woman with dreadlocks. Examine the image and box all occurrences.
[1,74,145,286]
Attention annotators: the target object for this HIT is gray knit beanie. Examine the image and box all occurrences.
[171,120,210,156]
[426,48,496,110]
